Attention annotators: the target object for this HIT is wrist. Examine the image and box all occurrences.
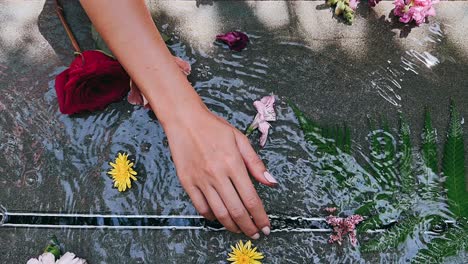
[156,95,209,130]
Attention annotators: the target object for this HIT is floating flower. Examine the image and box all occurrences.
[327,0,358,24]
[326,214,364,246]
[55,252,87,264]
[55,50,130,115]
[127,56,191,108]
[27,252,87,264]
[216,31,249,52]
[246,95,276,147]
[107,152,137,192]
[27,253,55,264]
[393,0,438,25]
[348,0,360,10]
[227,240,264,264]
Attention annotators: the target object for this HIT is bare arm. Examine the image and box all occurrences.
[80,0,277,238]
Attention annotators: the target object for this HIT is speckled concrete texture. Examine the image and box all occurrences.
[1,1,467,263]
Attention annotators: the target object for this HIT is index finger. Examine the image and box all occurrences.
[228,160,271,235]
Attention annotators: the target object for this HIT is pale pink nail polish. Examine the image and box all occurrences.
[251,233,260,240]
[261,226,271,236]
[263,171,278,184]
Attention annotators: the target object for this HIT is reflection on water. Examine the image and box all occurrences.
[1,8,467,264]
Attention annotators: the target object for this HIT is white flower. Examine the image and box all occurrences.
[27,253,55,264]
[55,252,87,264]
[27,252,87,264]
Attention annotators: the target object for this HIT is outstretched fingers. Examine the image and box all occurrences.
[203,185,241,233]
[229,165,272,236]
[185,185,216,221]
[216,179,261,239]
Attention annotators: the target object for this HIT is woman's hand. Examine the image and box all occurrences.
[80,0,278,238]
[163,106,277,238]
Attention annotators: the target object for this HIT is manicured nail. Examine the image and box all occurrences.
[261,226,271,236]
[263,171,278,184]
[251,233,260,240]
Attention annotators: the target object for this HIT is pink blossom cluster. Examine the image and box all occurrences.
[326,214,364,246]
[393,0,438,25]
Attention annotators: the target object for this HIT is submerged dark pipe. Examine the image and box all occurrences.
[0,212,328,231]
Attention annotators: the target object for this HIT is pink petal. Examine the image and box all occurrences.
[258,121,270,147]
[254,95,276,122]
[349,0,359,10]
[425,6,436,16]
[249,114,262,130]
[127,80,144,106]
[259,95,275,107]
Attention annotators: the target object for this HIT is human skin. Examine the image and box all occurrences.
[80,0,278,239]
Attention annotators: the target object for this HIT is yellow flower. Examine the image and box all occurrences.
[107,152,137,192]
[227,240,264,264]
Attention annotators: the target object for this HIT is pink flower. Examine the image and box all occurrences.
[349,0,359,10]
[393,0,438,25]
[127,56,191,108]
[216,31,249,52]
[326,214,364,246]
[324,207,338,214]
[246,95,276,147]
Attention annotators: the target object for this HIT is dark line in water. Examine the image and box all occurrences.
[0,212,329,231]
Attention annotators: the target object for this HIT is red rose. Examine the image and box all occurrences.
[55,50,130,115]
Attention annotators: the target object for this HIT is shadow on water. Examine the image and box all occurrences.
[0,0,466,263]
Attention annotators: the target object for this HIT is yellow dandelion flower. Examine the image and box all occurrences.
[227,240,264,264]
[107,152,137,192]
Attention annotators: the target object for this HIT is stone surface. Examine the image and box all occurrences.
[1,1,467,263]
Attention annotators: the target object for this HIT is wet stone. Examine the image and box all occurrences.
[0,1,467,263]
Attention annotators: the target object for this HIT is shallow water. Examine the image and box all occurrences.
[1,1,468,263]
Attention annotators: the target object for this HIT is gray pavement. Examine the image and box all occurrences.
[1,1,467,263]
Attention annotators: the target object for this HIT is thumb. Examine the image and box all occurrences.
[234,131,278,187]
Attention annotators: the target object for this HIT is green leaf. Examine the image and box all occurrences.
[421,110,438,173]
[44,235,61,259]
[442,102,468,218]
[398,115,415,192]
[357,214,382,233]
[290,103,351,155]
[361,215,420,252]
[411,224,468,264]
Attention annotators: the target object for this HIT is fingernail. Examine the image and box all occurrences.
[250,233,260,240]
[261,226,271,236]
[263,171,278,184]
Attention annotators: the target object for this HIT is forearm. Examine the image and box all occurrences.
[80,0,205,127]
